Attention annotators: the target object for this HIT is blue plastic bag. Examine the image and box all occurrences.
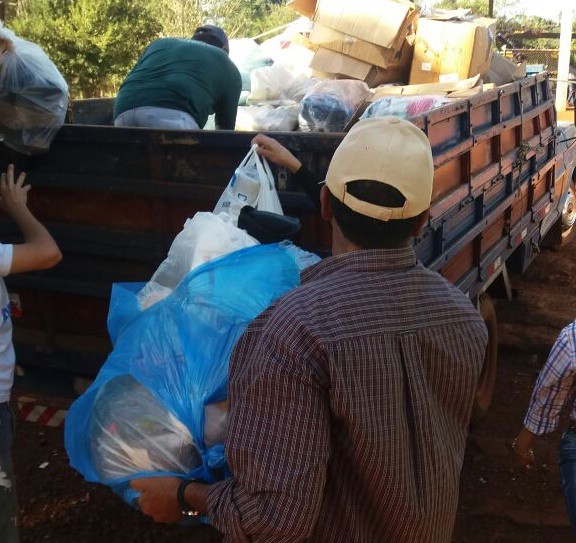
[65,243,307,505]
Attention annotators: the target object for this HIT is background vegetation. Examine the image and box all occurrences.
[0,0,573,99]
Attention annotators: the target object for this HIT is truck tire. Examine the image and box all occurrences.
[471,294,498,425]
[561,182,576,245]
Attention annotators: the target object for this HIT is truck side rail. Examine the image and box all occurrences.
[0,72,569,374]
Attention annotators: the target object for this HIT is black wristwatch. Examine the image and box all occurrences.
[177,479,200,517]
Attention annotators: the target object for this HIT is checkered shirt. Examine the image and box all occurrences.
[207,247,488,542]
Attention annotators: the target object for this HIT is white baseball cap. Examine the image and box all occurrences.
[325,117,434,221]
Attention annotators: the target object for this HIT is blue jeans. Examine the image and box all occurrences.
[114,106,200,130]
[0,402,18,543]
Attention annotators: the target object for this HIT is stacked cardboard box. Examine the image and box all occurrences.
[305,0,418,86]
[409,17,496,85]
[286,3,512,94]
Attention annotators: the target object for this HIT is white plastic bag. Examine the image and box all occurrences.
[137,213,258,309]
[0,23,68,154]
[247,64,316,104]
[235,104,300,132]
[214,145,283,221]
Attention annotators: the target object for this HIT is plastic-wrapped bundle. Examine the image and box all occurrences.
[137,213,258,310]
[0,23,68,154]
[235,104,300,132]
[65,243,318,507]
[299,79,370,133]
[91,375,201,481]
[247,64,316,104]
[360,95,450,121]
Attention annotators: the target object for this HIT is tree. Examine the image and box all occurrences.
[10,0,161,97]
[8,0,300,98]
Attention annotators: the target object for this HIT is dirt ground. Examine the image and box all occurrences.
[12,233,576,543]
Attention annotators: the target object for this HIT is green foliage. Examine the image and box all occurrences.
[10,0,161,97]
[8,0,300,98]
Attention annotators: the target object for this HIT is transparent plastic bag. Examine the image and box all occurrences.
[229,38,273,92]
[247,64,316,104]
[214,145,283,221]
[0,23,68,154]
[299,80,370,133]
[361,95,450,121]
[64,243,306,506]
[235,104,300,132]
[137,213,258,310]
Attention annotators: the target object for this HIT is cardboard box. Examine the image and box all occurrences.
[485,52,527,86]
[310,23,413,69]
[314,0,417,52]
[287,0,317,19]
[409,17,496,85]
[310,47,408,86]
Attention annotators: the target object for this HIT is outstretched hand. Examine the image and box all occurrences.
[1,164,31,216]
[252,134,302,173]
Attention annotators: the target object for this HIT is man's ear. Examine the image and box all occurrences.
[320,185,332,222]
[412,209,430,237]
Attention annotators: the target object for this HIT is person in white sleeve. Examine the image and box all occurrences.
[0,164,62,543]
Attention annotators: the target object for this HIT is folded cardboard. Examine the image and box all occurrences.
[372,75,481,97]
[485,52,527,86]
[310,23,414,69]
[314,0,417,52]
[310,47,408,87]
[409,17,496,85]
[287,0,317,19]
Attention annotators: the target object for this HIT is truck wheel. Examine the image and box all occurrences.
[471,294,498,425]
[561,182,576,244]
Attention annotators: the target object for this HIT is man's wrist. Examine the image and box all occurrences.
[177,479,200,517]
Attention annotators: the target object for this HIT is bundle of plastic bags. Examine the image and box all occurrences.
[65,148,320,513]
[65,242,319,506]
[0,23,68,154]
[299,80,370,133]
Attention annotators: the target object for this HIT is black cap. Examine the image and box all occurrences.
[192,25,229,50]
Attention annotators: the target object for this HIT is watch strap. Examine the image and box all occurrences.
[177,479,199,517]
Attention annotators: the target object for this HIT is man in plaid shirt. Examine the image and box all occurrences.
[132,117,488,542]
[513,320,576,533]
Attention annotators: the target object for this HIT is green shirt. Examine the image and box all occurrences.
[114,38,241,129]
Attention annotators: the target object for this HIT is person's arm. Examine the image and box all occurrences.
[252,134,322,207]
[205,313,330,542]
[132,309,330,541]
[214,64,242,130]
[0,165,62,274]
[513,324,576,466]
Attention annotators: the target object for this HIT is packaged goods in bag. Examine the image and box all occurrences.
[361,95,450,121]
[64,243,308,508]
[214,145,283,221]
[299,80,370,133]
[0,22,68,154]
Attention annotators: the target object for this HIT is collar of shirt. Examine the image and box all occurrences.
[301,246,418,284]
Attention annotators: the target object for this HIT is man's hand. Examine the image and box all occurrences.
[1,164,31,216]
[510,428,537,472]
[252,134,302,173]
[131,476,182,523]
